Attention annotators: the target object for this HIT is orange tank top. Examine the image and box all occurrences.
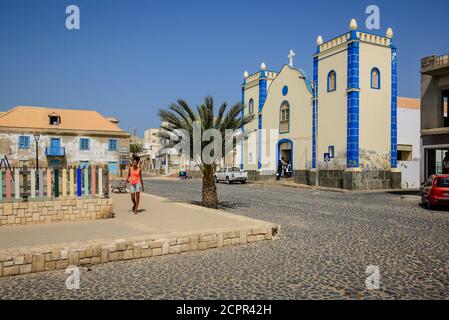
[130,167,140,184]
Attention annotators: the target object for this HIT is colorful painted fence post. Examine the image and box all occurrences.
[23,168,28,195]
[62,168,67,197]
[0,170,3,201]
[46,168,52,198]
[14,169,20,200]
[54,169,59,198]
[84,167,89,196]
[69,168,75,197]
[39,169,44,198]
[91,166,96,196]
[104,166,109,195]
[5,170,11,200]
[30,168,36,198]
[77,167,82,197]
[98,167,103,196]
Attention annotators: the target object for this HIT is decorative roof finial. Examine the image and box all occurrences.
[316,35,323,46]
[260,62,266,70]
[349,18,358,31]
[243,71,249,78]
[288,50,296,67]
[386,27,394,39]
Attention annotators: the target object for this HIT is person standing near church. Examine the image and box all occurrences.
[276,160,282,180]
[286,161,292,178]
[281,157,287,178]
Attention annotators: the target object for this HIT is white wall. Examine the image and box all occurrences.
[397,107,420,188]
[261,65,313,171]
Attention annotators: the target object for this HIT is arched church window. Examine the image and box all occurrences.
[248,98,254,114]
[280,101,290,133]
[327,71,336,92]
[371,68,380,89]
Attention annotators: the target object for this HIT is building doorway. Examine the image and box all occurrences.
[48,159,61,168]
[425,147,449,178]
[108,161,118,175]
[277,139,293,168]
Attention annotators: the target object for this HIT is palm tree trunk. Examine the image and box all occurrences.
[201,165,218,208]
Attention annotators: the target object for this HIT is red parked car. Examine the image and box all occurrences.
[421,174,449,210]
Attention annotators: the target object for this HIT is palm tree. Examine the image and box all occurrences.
[129,143,144,158]
[158,96,254,208]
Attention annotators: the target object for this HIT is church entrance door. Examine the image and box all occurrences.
[277,139,293,169]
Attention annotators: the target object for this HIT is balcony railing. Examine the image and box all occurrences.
[421,54,449,73]
[45,147,65,156]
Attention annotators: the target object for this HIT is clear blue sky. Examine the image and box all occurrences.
[1,0,448,135]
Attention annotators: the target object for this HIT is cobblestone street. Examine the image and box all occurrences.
[1,179,448,299]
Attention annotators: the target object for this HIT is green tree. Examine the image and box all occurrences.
[129,143,144,158]
[158,96,254,208]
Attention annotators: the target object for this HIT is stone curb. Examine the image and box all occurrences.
[0,224,281,278]
[251,181,418,194]
[400,195,421,202]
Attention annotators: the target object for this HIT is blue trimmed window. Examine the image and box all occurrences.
[280,101,290,134]
[80,138,90,151]
[371,68,380,89]
[108,139,118,151]
[327,70,336,92]
[19,136,30,149]
[248,98,254,114]
[80,161,89,169]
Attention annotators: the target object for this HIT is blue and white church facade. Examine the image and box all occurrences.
[237,19,401,190]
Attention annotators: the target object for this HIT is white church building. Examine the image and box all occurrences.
[237,19,407,190]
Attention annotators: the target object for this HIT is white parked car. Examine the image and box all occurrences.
[215,167,248,184]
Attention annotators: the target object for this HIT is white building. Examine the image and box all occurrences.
[0,106,130,175]
[239,19,402,190]
[397,98,420,189]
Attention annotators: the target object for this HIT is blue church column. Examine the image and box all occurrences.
[240,82,245,169]
[258,70,267,170]
[346,30,360,169]
[391,45,398,169]
[312,56,319,169]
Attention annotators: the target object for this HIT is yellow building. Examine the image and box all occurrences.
[240,19,401,190]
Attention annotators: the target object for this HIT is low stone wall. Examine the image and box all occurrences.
[256,169,402,190]
[293,170,310,185]
[318,170,345,189]
[341,169,401,190]
[0,198,113,227]
[0,225,280,277]
[247,170,276,182]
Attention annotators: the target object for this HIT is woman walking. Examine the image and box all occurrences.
[127,156,144,214]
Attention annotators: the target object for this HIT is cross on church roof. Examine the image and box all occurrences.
[288,50,295,67]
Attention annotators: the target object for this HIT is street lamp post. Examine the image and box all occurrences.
[34,133,40,189]
[314,84,319,187]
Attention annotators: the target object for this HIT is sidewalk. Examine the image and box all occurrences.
[0,192,277,249]
[0,192,279,277]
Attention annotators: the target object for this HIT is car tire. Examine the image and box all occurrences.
[214,176,218,183]
[226,176,231,185]
[421,195,426,206]
[427,199,433,210]
[241,180,246,184]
